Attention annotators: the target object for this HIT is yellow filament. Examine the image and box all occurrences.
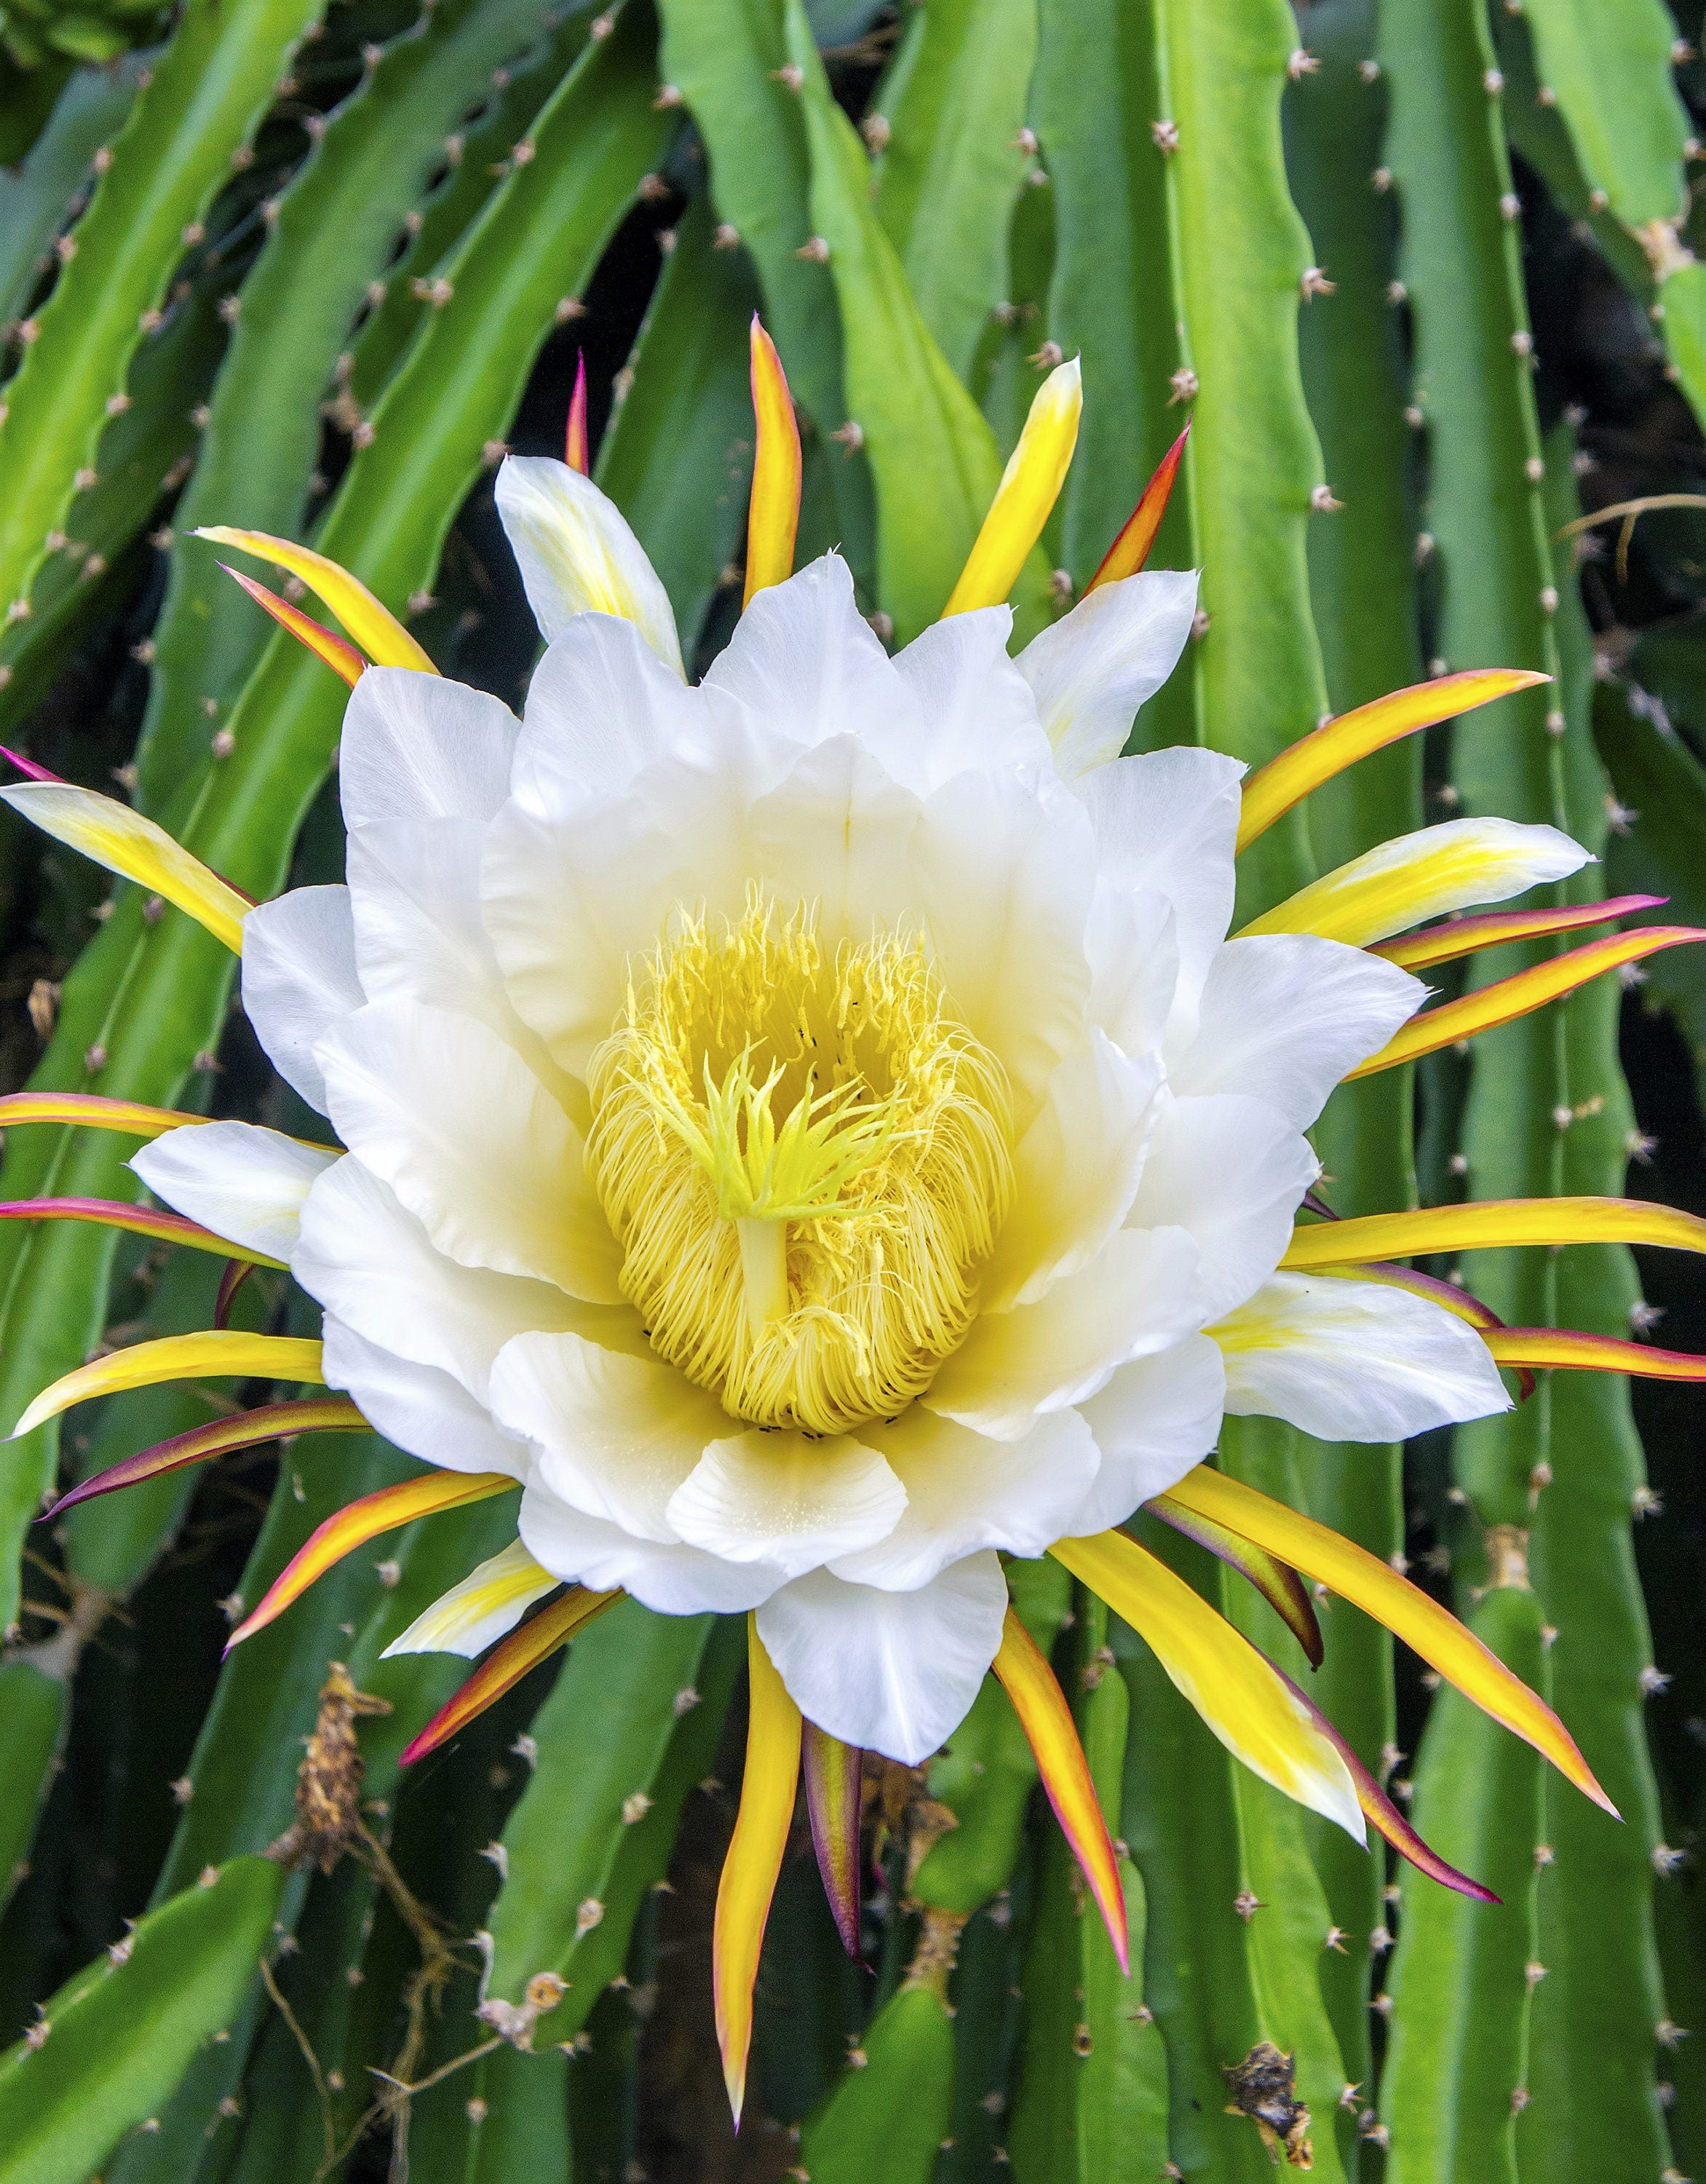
[585,892,1014,1434]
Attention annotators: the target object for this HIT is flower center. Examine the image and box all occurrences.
[584,890,1015,1433]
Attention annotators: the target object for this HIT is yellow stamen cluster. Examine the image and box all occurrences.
[586,892,1014,1434]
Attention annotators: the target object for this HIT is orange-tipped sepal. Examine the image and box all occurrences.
[400,1584,618,1766]
[714,1617,801,2124]
[227,1468,517,1651]
[1282,1196,1706,1272]
[1350,926,1706,1077]
[218,565,365,687]
[43,1396,366,1521]
[1162,1466,1616,1815]
[1484,1328,1706,1380]
[1146,1495,1322,1667]
[744,317,802,606]
[1087,424,1189,591]
[1370,893,1667,970]
[1237,669,1550,852]
[565,351,590,475]
[803,1720,862,1960]
[194,526,435,673]
[991,1607,1127,1972]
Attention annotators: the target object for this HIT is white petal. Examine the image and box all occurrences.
[131,1121,337,1260]
[755,1556,1007,1765]
[320,1315,531,1478]
[494,454,682,670]
[1172,935,1424,1128]
[316,998,619,1302]
[741,733,924,943]
[665,1429,906,1579]
[294,1156,624,1405]
[702,553,912,753]
[514,612,715,812]
[882,607,1052,793]
[381,1538,556,1659]
[1249,817,1594,948]
[338,666,518,829]
[1126,1092,1318,1321]
[239,885,365,1115]
[1084,885,1178,1060]
[1066,1335,1227,1533]
[830,1406,1100,1590]
[520,1480,785,1613]
[982,1033,1162,1310]
[1079,745,1245,1043]
[926,1225,1207,1441]
[488,1332,726,1543]
[1017,568,1200,778]
[1215,1272,1513,1441]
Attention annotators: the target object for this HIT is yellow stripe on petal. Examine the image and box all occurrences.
[1239,818,1590,947]
[1347,926,1705,1078]
[400,1586,618,1766]
[1485,1328,1706,1381]
[11,1332,324,1440]
[194,526,435,673]
[1163,1466,1615,1813]
[943,356,1082,617]
[1051,1531,1365,1842]
[0,784,252,953]
[381,1538,558,1659]
[715,1616,801,2126]
[1236,669,1549,852]
[991,1607,1127,1969]
[0,1092,222,1140]
[218,563,365,687]
[744,317,802,606]
[1282,1197,1706,1271]
[229,1469,515,1650]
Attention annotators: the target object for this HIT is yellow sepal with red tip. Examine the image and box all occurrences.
[218,563,365,687]
[1483,1328,1706,1380]
[943,356,1082,617]
[991,1607,1127,1970]
[0,783,252,953]
[744,318,802,606]
[1086,424,1189,592]
[1235,669,1550,852]
[400,1586,619,1768]
[10,1332,324,1441]
[565,351,590,475]
[1282,1195,1706,1272]
[1162,1466,1616,1814]
[194,526,435,673]
[227,1469,517,1650]
[0,1196,285,1266]
[714,1616,801,2125]
[1370,893,1666,970]
[1348,925,1705,1077]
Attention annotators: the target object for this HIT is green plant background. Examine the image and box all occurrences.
[1,0,1705,2176]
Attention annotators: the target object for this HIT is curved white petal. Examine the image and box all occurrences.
[1017,568,1200,778]
[1248,817,1594,948]
[884,606,1052,793]
[294,1157,626,1405]
[494,454,682,670]
[239,885,365,1115]
[755,1555,1008,1765]
[316,998,619,1302]
[830,1406,1100,1590]
[520,1479,786,1613]
[1126,1093,1318,1322]
[514,612,715,813]
[488,1332,726,1543]
[320,1315,531,1479]
[983,1033,1162,1311]
[664,1429,906,1579]
[702,553,912,755]
[1084,885,1178,1062]
[926,1224,1207,1441]
[1172,935,1424,1128]
[338,666,518,830]
[131,1121,337,1260]
[381,1539,556,1659]
[1214,1272,1513,1441]
[739,732,924,944]
[1066,1334,1227,1533]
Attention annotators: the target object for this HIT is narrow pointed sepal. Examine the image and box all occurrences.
[1370,893,1667,970]
[802,1720,863,1959]
[1087,423,1189,590]
[1236,668,1550,851]
[0,1091,222,1141]
[11,1331,325,1441]
[227,1469,515,1650]
[565,350,590,475]
[991,1607,1127,1970]
[1283,1196,1706,1273]
[214,1257,254,1330]
[0,1197,283,1265]
[1146,1495,1323,1667]
[42,1396,365,1520]
[0,783,253,951]
[943,355,1082,616]
[1162,1466,1617,1816]
[715,1617,802,2125]
[218,563,366,687]
[743,317,802,606]
[398,1585,619,1767]
[1484,1328,1706,1381]
[194,526,435,673]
